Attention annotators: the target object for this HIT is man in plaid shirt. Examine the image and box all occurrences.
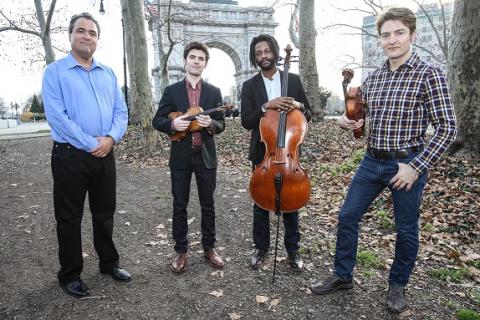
[310,7,457,313]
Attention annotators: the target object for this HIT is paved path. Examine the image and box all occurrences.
[0,121,50,140]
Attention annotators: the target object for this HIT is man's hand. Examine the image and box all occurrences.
[390,163,419,191]
[91,136,115,158]
[196,114,212,128]
[264,97,300,112]
[337,113,364,130]
[173,114,191,132]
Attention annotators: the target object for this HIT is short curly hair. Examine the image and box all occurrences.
[183,41,210,62]
[376,7,417,35]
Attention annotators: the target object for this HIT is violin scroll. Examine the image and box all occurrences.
[341,68,366,139]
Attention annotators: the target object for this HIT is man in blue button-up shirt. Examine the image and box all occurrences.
[42,12,130,298]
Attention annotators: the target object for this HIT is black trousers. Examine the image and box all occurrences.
[171,151,217,253]
[51,142,119,283]
[250,163,300,253]
[252,204,300,253]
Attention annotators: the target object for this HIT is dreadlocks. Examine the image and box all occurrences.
[249,34,280,68]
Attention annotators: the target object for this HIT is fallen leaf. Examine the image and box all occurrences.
[270,298,281,307]
[256,295,269,305]
[209,289,223,298]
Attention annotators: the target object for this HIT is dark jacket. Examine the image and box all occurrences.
[152,79,224,169]
[240,71,312,165]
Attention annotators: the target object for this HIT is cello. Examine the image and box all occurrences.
[341,68,366,139]
[249,45,311,282]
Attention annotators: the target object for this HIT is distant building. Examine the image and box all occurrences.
[361,2,454,81]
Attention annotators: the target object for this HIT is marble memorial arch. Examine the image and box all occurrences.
[150,0,278,103]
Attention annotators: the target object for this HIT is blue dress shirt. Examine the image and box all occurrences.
[42,53,128,152]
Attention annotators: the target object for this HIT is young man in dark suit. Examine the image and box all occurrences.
[152,41,225,273]
[241,34,312,272]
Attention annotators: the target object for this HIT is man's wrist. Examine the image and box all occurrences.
[107,135,116,144]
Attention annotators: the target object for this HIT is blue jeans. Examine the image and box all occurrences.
[334,152,427,286]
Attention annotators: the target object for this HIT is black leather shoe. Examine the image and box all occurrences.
[59,279,90,298]
[310,274,353,295]
[101,267,131,282]
[251,249,268,269]
[386,285,408,313]
[288,252,304,272]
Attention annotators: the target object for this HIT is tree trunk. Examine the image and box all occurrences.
[34,0,56,64]
[448,0,480,155]
[120,0,157,155]
[298,0,323,121]
[156,0,176,94]
[121,3,138,124]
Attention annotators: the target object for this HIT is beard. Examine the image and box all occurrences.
[257,58,276,71]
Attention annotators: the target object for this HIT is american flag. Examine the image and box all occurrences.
[144,0,159,17]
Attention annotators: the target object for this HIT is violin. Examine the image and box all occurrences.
[341,68,366,139]
[249,45,311,213]
[168,104,232,142]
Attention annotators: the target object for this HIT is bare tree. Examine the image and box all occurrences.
[121,0,157,154]
[289,0,328,121]
[447,0,480,155]
[0,0,60,66]
[149,0,177,94]
[0,97,8,117]
[325,0,452,69]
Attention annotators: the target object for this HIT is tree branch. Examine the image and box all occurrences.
[0,25,41,37]
[288,0,299,48]
[44,0,57,35]
[412,0,448,61]
[323,23,379,39]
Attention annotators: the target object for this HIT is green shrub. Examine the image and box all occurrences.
[375,209,395,230]
[457,309,480,320]
[357,250,384,269]
[329,148,365,176]
[429,268,470,282]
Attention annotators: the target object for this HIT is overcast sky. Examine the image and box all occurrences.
[0,0,423,106]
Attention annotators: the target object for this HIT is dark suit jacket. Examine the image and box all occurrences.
[241,71,312,165]
[152,79,224,170]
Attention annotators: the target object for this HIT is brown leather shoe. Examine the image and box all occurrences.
[171,253,187,273]
[204,249,224,269]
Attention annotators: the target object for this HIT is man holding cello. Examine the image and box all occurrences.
[241,34,312,272]
[310,7,457,313]
[152,41,225,273]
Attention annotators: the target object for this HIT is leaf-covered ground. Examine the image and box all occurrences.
[117,118,480,317]
[0,118,478,319]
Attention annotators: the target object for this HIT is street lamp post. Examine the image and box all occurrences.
[99,0,129,109]
[121,18,129,109]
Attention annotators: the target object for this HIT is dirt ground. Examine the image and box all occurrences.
[0,128,477,320]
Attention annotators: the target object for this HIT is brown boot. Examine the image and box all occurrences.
[204,249,224,269]
[171,253,187,273]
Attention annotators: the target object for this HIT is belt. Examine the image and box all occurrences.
[367,145,423,159]
[192,146,202,153]
[53,141,76,150]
